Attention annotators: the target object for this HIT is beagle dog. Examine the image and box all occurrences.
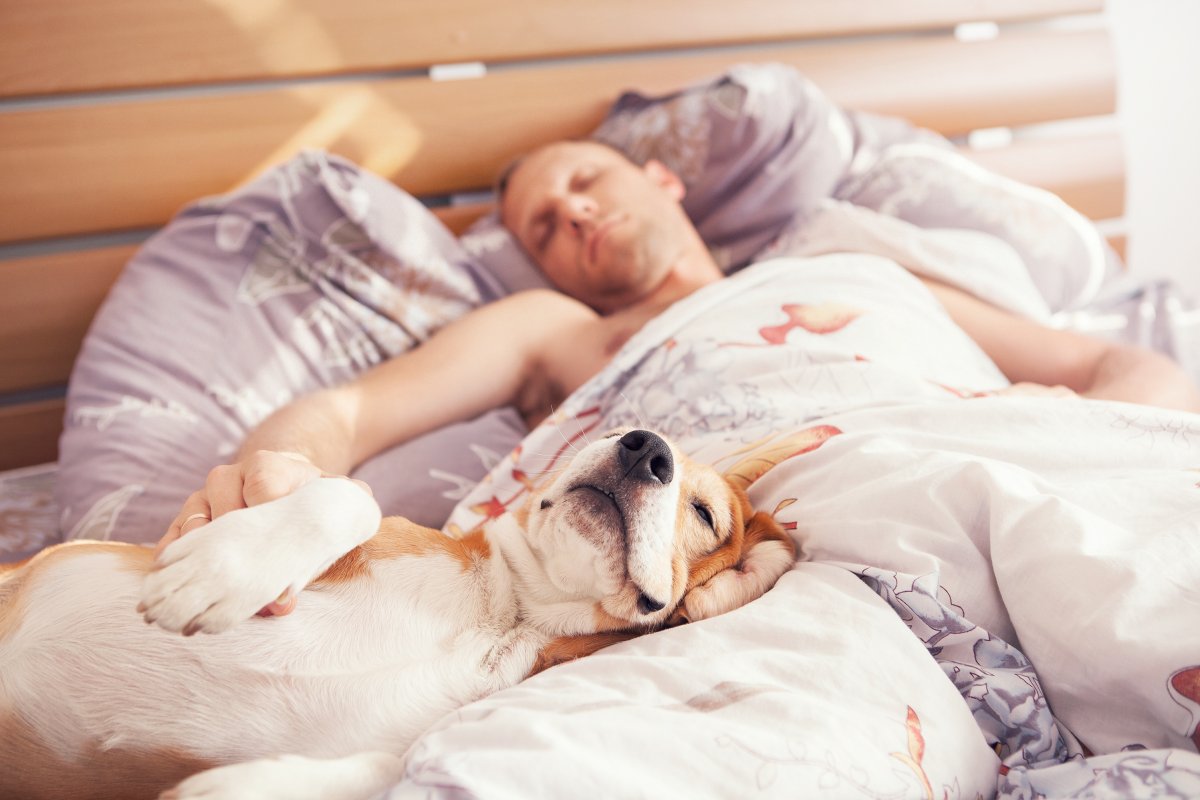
[0,429,795,800]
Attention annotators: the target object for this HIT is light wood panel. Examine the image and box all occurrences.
[0,399,63,471]
[0,245,136,394]
[0,0,1104,97]
[435,203,491,236]
[0,28,1115,245]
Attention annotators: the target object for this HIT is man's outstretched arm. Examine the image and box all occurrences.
[922,278,1200,413]
[159,290,595,550]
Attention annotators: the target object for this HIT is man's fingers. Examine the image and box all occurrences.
[155,529,181,560]
[256,587,298,618]
[241,453,322,508]
[180,511,212,534]
[205,463,248,520]
[157,493,212,558]
[998,382,1078,399]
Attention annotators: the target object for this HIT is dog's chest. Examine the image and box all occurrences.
[327,550,519,653]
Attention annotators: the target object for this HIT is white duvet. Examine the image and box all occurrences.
[391,246,1200,798]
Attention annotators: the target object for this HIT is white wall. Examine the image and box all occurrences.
[1108,0,1200,297]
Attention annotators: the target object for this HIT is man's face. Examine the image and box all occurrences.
[500,141,689,313]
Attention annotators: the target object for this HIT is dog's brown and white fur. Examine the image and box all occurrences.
[0,429,794,800]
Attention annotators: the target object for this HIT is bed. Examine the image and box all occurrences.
[2,2,1199,797]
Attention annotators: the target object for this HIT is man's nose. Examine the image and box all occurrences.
[562,194,597,233]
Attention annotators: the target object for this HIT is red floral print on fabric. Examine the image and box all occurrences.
[758,304,862,344]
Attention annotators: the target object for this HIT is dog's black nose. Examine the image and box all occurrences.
[617,430,674,485]
[637,592,666,614]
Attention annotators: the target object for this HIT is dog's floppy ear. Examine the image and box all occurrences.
[666,503,797,627]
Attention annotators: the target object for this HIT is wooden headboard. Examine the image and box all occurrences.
[0,0,1122,471]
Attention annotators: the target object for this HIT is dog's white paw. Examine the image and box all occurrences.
[163,752,406,800]
[140,479,381,635]
[140,514,283,635]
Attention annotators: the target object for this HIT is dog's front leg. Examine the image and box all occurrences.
[164,750,405,800]
[141,478,381,635]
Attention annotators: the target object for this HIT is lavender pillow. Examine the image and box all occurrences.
[461,62,1112,312]
[57,151,525,544]
[830,144,1116,311]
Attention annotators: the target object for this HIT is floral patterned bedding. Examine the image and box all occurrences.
[394,254,1200,798]
[0,463,58,563]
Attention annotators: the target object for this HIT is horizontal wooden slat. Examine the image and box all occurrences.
[966,131,1126,220]
[0,28,1115,245]
[0,245,135,394]
[435,203,492,236]
[0,0,1105,98]
[0,399,63,471]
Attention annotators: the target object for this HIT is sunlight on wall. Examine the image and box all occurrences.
[247,86,424,184]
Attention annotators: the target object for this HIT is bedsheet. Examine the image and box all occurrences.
[399,254,1200,798]
[0,463,59,563]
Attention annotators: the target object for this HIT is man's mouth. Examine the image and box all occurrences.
[587,215,624,267]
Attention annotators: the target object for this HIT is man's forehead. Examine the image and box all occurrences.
[513,142,616,187]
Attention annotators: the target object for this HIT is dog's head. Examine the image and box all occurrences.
[512,428,796,635]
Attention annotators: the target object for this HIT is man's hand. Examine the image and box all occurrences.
[156,450,370,617]
[992,382,1078,399]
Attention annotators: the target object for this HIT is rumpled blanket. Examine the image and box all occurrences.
[410,252,1200,799]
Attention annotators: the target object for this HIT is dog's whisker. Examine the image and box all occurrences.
[549,415,583,457]
[578,422,595,449]
[617,390,648,430]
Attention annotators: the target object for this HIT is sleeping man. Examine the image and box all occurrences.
[158,136,1200,580]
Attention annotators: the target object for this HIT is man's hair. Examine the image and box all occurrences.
[493,155,525,207]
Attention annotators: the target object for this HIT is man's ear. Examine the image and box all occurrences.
[666,510,797,627]
[643,159,686,201]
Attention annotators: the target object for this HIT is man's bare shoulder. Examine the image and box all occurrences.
[489,288,596,321]
[463,288,598,345]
